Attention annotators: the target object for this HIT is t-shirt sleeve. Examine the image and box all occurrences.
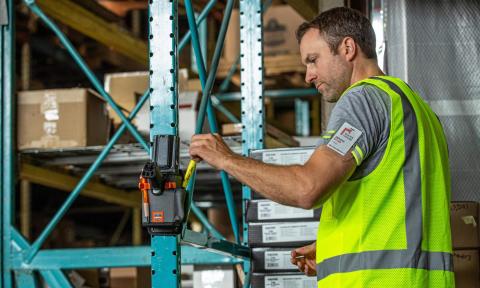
[319,85,389,166]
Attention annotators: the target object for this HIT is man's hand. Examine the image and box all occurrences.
[189,133,235,170]
[291,242,317,276]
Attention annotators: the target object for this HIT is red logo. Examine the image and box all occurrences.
[340,127,353,135]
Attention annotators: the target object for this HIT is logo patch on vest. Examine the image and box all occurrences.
[327,122,363,156]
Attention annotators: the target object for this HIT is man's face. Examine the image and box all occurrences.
[300,28,351,103]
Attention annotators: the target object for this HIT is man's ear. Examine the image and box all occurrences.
[342,37,357,62]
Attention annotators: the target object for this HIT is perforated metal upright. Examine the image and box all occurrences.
[1,0,14,286]
[2,0,255,286]
[149,0,181,287]
[240,0,265,283]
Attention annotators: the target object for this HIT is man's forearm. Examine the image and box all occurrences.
[189,134,355,209]
[222,154,311,208]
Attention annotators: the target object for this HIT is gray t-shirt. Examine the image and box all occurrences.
[318,84,391,180]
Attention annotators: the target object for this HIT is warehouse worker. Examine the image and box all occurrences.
[189,6,454,288]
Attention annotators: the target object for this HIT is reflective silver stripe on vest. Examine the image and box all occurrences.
[317,250,453,279]
[317,77,453,281]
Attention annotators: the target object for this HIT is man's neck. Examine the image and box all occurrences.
[350,59,385,85]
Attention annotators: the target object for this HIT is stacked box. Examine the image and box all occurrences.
[252,248,298,273]
[450,201,480,288]
[450,202,479,249]
[246,200,321,223]
[247,152,480,287]
[453,250,480,288]
[248,221,318,248]
[251,273,316,288]
[17,88,110,150]
[247,147,318,287]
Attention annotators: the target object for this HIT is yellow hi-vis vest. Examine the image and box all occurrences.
[316,76,454,287]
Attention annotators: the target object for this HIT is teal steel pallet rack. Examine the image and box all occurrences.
[1,0,256,286]
[0,0,316,286]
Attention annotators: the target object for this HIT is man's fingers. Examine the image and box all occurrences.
[297,261,303,272]
[295,245,310,254]
[296,258,308,272]
[290,251,298,265]
[192,156,202,162]
[191,134,211,140]
[189,139,210,148]
[191,133,216,141]
[212,133,223,140]
[300,244,313,253]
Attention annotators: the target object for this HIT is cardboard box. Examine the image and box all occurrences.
[450,202,479,249]
[252,248,299,273]
[135,90,198,141]
[248,221,318,247]
[69,269,100,288]
[222,5,306,64]
[104,71,149,125]
[263,6,305,56]
[222,123,242,136]
[293,136,323,147]
[193,265,236,288]
[223,9,240,63]
[104,69,188,125]
[247,200,321,222]
[208,207,236,242]
[453,250,480,288]
[251,273,316,288]
[222,123,300,148]
[105,70,197,141]
[110,267,150,288]
[187,79,203,92]
[17,88,110,150]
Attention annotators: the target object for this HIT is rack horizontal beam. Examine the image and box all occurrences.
[20,163,139,208]
[36,0,148,65]
[182,230,250,259]
[11,245,241,269]
[216,88,318,101]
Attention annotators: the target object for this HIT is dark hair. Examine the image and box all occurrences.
[296,7,377,59]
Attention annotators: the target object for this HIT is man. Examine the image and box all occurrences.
[189,7,454,287]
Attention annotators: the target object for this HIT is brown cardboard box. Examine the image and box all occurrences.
[104,71,149,125]
[451,202,479,249]
[17,88,110,150]
[110,267,150,288]
[453,250,480,288]
[70,269,100,288]
[263,5,305,56]
[187,79,203,92]
[222,123,242,136]
[223,9,240,63]
[104,69,189,125]
[222,5,306,64]
[135,90,198,141]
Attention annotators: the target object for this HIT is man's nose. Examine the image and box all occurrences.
[305,69,316,84]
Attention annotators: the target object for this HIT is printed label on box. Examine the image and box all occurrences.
[262,149,314,165]
[262,222,318,243]
[264,251,297,270]
[258,201,314,220]
[265,275,316,288]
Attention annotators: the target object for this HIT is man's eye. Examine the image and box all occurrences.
[308,57,316,63]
